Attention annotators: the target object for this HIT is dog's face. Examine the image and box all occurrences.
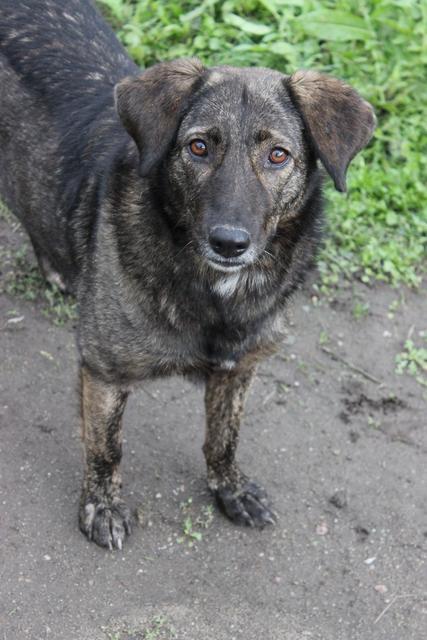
[170,67,310,272]
[116,60,375,272]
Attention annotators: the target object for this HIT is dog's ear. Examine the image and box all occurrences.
[285,70,376,192]
[115,58,205,176]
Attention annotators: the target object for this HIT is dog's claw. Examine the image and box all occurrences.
[215,481,276,528]
[79,498,132,550]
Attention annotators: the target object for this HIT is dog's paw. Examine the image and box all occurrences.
[79,497,132,550]
[215,480,276,528]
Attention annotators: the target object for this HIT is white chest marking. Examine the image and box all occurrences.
[213,274,240,297]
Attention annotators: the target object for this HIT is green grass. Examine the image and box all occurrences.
[177,497,214,547]
[396,333,427,387]
[98,0,427,287]
[102,616,176,640]
[2,245,77,326]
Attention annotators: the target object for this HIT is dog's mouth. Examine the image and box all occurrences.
[206,257,246,272]
[197,241,259,272]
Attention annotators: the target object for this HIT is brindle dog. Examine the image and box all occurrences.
[0,0,375,549]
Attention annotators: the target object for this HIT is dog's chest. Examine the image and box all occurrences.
[80,267,285,381]
[150,288,283,376]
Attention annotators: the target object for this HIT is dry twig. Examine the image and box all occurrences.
[320,346,382,385]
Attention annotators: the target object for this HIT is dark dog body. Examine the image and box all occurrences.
[0,0,375,548]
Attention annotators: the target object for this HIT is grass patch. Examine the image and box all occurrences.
[177,497,215,547]
[103,616,176,640]
[3,246,77,326]
[352,300,370,320]
[396,333,427,387]
[98,0,427,287]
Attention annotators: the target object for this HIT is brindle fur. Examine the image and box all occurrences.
[0,0,375,549]
[79,367,130,549]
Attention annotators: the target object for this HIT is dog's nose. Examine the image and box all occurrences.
[209,226,251,258]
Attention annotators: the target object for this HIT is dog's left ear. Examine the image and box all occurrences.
[115,58,205,176]
[285,70,376,191]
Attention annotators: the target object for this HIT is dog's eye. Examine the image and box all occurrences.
[189,139,208,158]
[268,147,289,166]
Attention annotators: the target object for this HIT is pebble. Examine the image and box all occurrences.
[374,584,388,594]
[316,522,329,536]
[329,490,348,509]
[135,506,144,525]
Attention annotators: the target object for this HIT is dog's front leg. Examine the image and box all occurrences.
[204,367,276,528]
[79,366,131,549]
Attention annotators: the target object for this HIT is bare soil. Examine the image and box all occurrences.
[0,217,426,640]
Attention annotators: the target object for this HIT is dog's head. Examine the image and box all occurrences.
[115,59,375,272]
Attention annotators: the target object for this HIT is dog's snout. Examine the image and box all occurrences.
[209,226,251,258]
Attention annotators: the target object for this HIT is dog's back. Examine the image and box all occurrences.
[0,0,136,100]
[0,0,136,279]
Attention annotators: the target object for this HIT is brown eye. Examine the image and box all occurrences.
[268,147,289,166]
[189,139,208,157]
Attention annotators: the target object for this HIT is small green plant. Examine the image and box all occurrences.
[395,335,427,387]
[352,301,370,320]
[103,617,175,640]
[177,498,214,547]
[42,284,77,326]
[387,296,403,319]
[0,199,12,221]
[179,515,203,546]
[367,414,381,429]
[3,247,77,326]
[318,330,330,346]
[144,615,175,640]
[196,504,215,529]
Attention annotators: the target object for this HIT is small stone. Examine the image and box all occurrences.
[374,584,388,594]
[329,490,348,510]
[316,522,329,536]
[364,556,376,565]
[135,506,145,525]
[354,525,370,541]
[43,554,51,561]
[6,315,24,324]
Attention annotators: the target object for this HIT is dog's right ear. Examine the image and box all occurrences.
[115,58,205,177]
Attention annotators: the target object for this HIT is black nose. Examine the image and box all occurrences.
[209,226,251,258]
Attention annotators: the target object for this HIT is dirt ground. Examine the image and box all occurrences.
[0,216,426,640]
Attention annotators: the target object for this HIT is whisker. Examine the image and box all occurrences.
[263,249,277,262]
[175,240,193,259]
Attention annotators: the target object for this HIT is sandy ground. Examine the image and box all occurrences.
[0,217,426,640]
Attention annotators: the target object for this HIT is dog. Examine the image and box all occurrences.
[0,0,375,549]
